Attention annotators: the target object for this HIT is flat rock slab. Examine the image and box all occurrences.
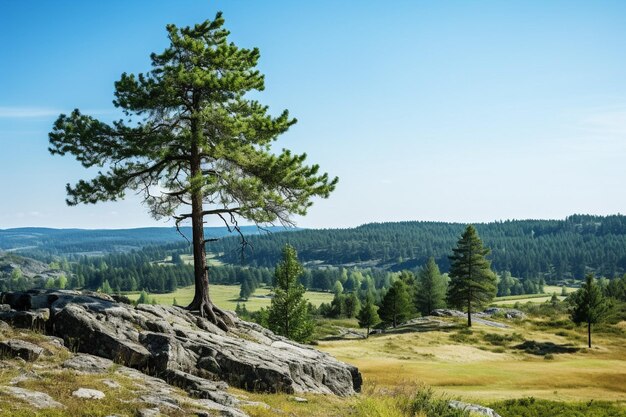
[72,388,105,399]
[1,386,64,409]
[63,353,114,373]
[0,339,44,361]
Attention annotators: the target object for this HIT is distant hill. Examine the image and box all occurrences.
[210,214,626,280]
[0,226,292,256]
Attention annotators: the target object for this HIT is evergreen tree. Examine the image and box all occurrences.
[266,245,313,342]
[100,280,113,294]
[332,280,344,296]
[570,273,610,348]
[137,290,151,304]
[357,295,380,337]
[415,257,447,316]
[447,225,497,327]
[378,280,411,328]
[239,279,253,301]
[48,13,336,330]
[344,292,361,318]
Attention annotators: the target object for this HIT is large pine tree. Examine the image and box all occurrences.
[570,273,610,348]
[266,245,313,342]
[447,225,497,327]
[48,13,336,330]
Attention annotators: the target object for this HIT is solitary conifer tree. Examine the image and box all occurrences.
[447,225,497,327]
[267,245,313,342]
[570,273,610,348]
[48,13,336,330]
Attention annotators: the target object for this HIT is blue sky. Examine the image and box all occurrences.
[1,0,625,229]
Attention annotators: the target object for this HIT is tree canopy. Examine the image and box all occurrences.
[48,12,336,329]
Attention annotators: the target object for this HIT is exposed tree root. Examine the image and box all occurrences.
[187,297,233,332]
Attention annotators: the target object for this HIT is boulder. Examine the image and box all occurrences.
[0,339,44,361]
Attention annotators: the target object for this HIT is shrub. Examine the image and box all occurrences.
[490,397,626,417]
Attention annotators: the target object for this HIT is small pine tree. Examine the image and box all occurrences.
[357,295,380,337]
[137,290,151,305]
[344,292,361,318]
[378,280,411,328]
[570,274,610,348]
[266,245,313,342]
[239,279,253,301]
[332,280,344,296]
[415,257,447,316]
[447,225,497,327]
[100,280,113,295]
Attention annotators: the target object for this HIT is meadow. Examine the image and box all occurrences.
[125,284,333,311]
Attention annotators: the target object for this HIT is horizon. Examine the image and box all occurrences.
[1,212,623,232]
[2,1,626,229]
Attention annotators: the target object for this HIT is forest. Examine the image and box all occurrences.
[211,214,626,280]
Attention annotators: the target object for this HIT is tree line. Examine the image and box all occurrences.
[211,214,626,280]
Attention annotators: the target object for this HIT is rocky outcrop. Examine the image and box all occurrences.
[0,289,361,411]
[0,339,43,361]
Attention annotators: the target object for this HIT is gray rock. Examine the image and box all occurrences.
[430,309,467,317]
[163,369,235,406]
[291,396,308,402]
[10,369,42,385]
[482,307,526,319]
[0,339,44,361]
[0,304,10,312]
[1,289,361,416]
[138,408,161,417]
[63,353,114,373]
[39,290,359,396]
[1,386,64,409]
[72,388,105,399]
[101,378,121,389]
[449,400,502,417]
[0,310,47,330]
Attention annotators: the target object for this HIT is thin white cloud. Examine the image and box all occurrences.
[0,107,61,118]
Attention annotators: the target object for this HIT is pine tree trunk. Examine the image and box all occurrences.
[185,117,232,331]
[467,299,472,327]
[588,319,591,348]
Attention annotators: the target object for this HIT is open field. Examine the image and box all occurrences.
[125,284,333,311]
[317,316,626,405]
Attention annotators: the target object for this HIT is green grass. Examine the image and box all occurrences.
[125,284,333,311]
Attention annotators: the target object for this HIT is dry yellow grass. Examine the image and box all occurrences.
[318,319,626,404]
